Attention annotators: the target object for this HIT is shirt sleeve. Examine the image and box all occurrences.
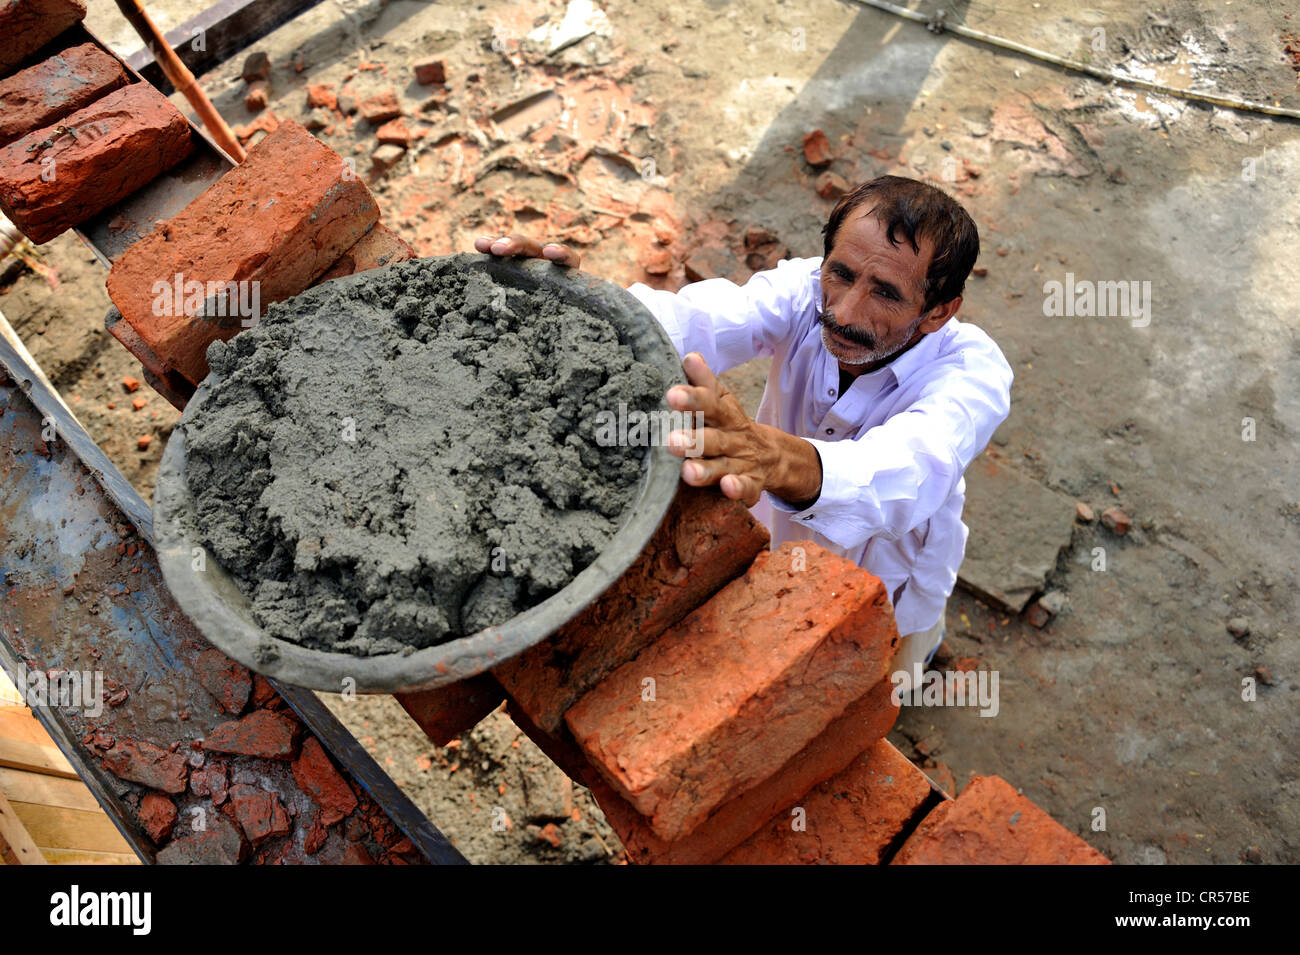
[625,257,821,373]
[770,335,1013,549]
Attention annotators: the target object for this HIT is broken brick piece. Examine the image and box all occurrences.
[891,775,1110,865]
[305,83,336,110]
[493,484,769,734]
[303,811,328,854]
[195,649,252,715]
[396,673,505,747]
[359,89,402,124]
[137,792,179,844]
[596,676,902,865]
[316,223,415,282]
[227,783,292,845]
[102,738,189,794]
[202,709,300,760]
[292,737,358,826]
[106,119,378,386]
[802,128,833,167]
[721,739,933,865]
[244,80,269,112]
[816,171,850,200]
[0,0,87,75]
[375,117,423,147]
[413,59,446,85]
[0,43,130,148]
[190,762,229,805]
[156,815,246,864]
[0,83,192,244]
[566,541,901,841]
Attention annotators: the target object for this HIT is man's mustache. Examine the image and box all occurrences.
[818,309,876,348]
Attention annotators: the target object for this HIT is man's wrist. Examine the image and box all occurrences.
[760,425,822,506]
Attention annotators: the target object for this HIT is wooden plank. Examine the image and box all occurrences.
[0,706,57,748]
[0,789,47,865]
[39,847,141,865]
[0,767,102,813]
[0,737,78,779]
[10,802,133,854]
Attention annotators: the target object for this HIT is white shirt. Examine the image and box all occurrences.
[626,257,1013,636]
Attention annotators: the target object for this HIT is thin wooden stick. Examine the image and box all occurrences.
[114,0,247,162]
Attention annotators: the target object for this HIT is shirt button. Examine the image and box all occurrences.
[827,388,835,397]
[825,428,834,435]
[802,514,815,521]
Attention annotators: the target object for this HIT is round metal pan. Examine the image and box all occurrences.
[153,253,683,693]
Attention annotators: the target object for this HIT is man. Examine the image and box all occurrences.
[474,175,1013,680]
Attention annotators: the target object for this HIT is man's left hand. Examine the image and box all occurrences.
[665,352,823,508]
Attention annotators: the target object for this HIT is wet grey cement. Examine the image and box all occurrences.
[182,258,664,656]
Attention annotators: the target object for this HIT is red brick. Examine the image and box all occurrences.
[0,83,192,244]
[802,128,833,167]
[137,792,178,844]
[1101,507,1130,534]
[227,783,292,845]
[0,43,129,147]
[566,541,901,841]
[396,673,504,747]
[316,223,414,282]
[102,738,189,794]
[891,775,1111,865]
[305,83,336,110]
[598,677,901,864]
[106,119,378,386]
[0,0,86,75]
[303,811,328,854]
[816,171,850,200]
[190,762,228,805]
[250,674,281,709]
[202,709,300,760]
[375,117,423,147]
[155,815,246,864]
[292,737,358,826]
[359,89,401,124]
[720,739,932,864]
[244,80,269,112]
[493,484,769,734]
[195,648,251,715]
[413,59,446,85]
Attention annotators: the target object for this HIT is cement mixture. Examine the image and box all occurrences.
[181,257,664,656]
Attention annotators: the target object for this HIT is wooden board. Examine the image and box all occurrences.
[0,767,102,813]
[10,802,134,855]
[0,789,46,865]
[0,736,78,779]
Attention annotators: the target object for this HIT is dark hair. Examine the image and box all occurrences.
[821,175,979,314]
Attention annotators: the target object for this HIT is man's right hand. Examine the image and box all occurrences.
[473,234,581,268]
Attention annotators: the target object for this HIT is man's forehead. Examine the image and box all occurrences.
[834,207,933,276]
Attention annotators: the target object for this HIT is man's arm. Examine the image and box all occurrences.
[769,340,1013,549]
[626,258,821,375]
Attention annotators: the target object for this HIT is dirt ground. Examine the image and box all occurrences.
[4,0,1297,864]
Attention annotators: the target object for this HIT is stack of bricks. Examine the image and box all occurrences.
[0,0,414,406]
[0,0,194,244]
[403,484,1111,865]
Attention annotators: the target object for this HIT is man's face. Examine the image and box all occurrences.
[818,208,943,369]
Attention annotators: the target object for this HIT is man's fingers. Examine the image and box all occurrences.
[541,243,581,268]
[719,473,762,507]
[473,234,581,267]
[681,352,718,391]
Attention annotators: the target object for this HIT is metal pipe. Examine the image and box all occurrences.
[114,0,248,162]
[848,0,1300,122]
